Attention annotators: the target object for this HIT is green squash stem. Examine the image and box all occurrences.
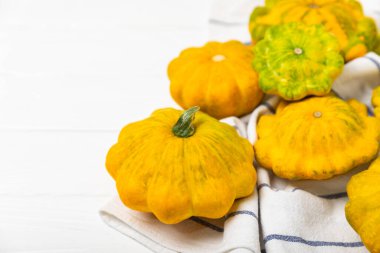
[172,106,200,138]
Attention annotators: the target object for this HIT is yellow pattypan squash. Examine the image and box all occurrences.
[168,41,263,119]
[106,106,256,224]
[254,96,380,180]
[372,86,380,117]
[249,0,378,62]
[346,157,380,253]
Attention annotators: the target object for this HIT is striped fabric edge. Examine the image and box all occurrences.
[190,210,259,232]
[257,183,348,199]
[225,210,258,220]
[318,192,348,199]
[364,55,380,74]
[263,234,364,248]
[292,188,348,199]
[190,217,224,232]
[367,106,375,116]
[257,183,278,192]
[261,101,275,114]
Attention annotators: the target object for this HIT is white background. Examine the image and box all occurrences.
[1,0,379,252]
[0,1,212,252]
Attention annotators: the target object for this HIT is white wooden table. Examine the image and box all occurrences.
[0,1,210,252]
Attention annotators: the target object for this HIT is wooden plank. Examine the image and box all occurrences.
[0,0,208,28]
[0,131,122,195]
[0,0,209,130]
[0,28,206,77]
[0,130,152,252]
[0,74,180,130]
[0,0,212,251]
[0,195,151,252]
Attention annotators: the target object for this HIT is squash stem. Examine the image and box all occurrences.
[172,106,200,138]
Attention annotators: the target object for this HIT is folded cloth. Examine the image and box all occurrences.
[246,53,380,253]
[333,52,380,109]
[255,165,369,253]
[100,117,261,253]
[100,195,260,253]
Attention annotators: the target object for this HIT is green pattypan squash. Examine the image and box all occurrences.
[253,23,344,100]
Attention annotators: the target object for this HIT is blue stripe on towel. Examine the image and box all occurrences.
[264,234,364,247]
[225,210,258,220]
[257,183,278,191]
[261,102,275,113]
[258,183,348,199]
[190,217,224,232]
[191,210,259,232]
[367,106,374,116]
[364,56,380,74]
[318,192,348,199]
[258,183,270,191]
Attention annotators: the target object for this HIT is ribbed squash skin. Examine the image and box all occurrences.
[249,0,378,61]
[254,96,380,180]
[106,108,256,224]
[168,41,263,119]
[372,86,380,117]
[346,158,380,253]
[253,23,344,100]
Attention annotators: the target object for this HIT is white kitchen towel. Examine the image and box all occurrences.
[244,52,380,253]
[255,165,370,253]
[333,52,380,108]
[99,116,261,253]
[100,194,260,253]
